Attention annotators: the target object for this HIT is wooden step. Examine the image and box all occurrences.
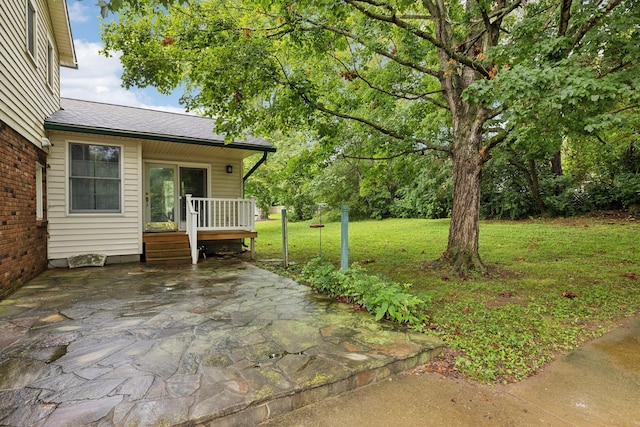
[146,249,191,259]
[146,241,189,250]
[144,233,191,263]
[143,232,188,243]
[145,256,192,265]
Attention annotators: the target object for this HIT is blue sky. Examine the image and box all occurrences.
[61,1,184,112]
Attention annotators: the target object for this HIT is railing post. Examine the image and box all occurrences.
[250,197,256,231]
[185,194,199,264]
[185,194,192,235]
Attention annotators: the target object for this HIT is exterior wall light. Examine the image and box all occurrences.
[226,165,233,174]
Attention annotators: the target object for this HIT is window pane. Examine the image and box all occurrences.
[70,144,120,178]
[27,2,35,56]
[95,179,120,210]
[47,42,53,86]
[69,143,121,213]
[70,178,91,210]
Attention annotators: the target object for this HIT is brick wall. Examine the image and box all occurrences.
[0,120,48,300]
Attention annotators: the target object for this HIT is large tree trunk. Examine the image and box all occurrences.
[428,0,500,274]
[443,107,487,274]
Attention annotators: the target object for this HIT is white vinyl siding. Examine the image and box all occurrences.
[0,0,61,147]
[46,133,142,259]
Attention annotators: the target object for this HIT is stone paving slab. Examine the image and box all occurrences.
[0,260,442,426]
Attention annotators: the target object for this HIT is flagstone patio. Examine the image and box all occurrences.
[0,259,442,426]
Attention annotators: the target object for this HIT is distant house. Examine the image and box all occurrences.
[0,1,274,299]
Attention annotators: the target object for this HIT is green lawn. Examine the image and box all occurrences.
[254,215,640,382]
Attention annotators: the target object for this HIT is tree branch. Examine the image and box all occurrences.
[488,0,522,21]
[326,50,448,108]
[309,96,451,153]
[346,0,491,77]
[480,129,509,162]
[273,56,450,153]
[569,0,622,51]
[557,0,572,36]
[304,18,442,78]
[339,147,437,161]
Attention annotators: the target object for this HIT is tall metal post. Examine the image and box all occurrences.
[341,205,349,270]
[281,209,289,268]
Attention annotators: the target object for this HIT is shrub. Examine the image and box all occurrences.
[301,257,430,331]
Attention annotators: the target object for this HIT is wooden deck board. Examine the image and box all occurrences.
[143,230,256,242]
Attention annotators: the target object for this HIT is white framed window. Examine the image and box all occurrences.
[26,0,36,59]
[46,40,53,88]
[69,142,122,213]
[36,163,44,220]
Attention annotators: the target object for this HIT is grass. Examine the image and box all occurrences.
[254,214,640,383]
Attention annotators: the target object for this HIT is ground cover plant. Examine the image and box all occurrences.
[301,257,431,330]
[255,214,640,382]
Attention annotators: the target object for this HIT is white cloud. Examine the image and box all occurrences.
[61,39,186,114]
[67,1,90,24]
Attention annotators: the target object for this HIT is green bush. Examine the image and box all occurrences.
[301,257,430,330]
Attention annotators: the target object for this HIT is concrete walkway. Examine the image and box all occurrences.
[0,260,442,426]
[266,316,640,426]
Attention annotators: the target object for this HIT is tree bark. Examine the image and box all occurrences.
[511,157,548,215]
[446,153,484,273]
[550,151,564,195]
[428,0,503,273]
[551,151,563,176]
[444,112,486,274]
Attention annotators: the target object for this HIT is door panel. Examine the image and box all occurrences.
[145,164,178,231]
[180,167,208,228]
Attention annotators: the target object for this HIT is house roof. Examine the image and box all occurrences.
[44,98,276,152]
[49,0,77,68]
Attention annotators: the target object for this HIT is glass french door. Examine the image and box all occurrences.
[179,167,207,229]
[145,164,177,231]
[145,163,208,231]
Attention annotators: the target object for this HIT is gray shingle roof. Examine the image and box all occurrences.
[44,98,275,152]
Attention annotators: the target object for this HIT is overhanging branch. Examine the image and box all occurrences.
[340,147,442,160]
[305,18,441,78]
[345,0,491,78]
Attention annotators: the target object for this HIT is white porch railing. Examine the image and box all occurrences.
[185,195,199,264]
[185,195,256,264]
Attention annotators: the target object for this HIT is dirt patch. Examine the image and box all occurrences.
[411,347,467,380]
[548,211,638,226]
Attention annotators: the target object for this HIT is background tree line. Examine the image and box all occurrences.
[245,125,640,221]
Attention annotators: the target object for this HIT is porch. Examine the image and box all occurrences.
[144,196,257,264]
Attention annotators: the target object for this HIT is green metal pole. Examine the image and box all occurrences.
[282,209,289,268]
[341,205,349,270]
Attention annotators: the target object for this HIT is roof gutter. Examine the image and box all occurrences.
[243,151,269,182]
[43,122,276,153]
